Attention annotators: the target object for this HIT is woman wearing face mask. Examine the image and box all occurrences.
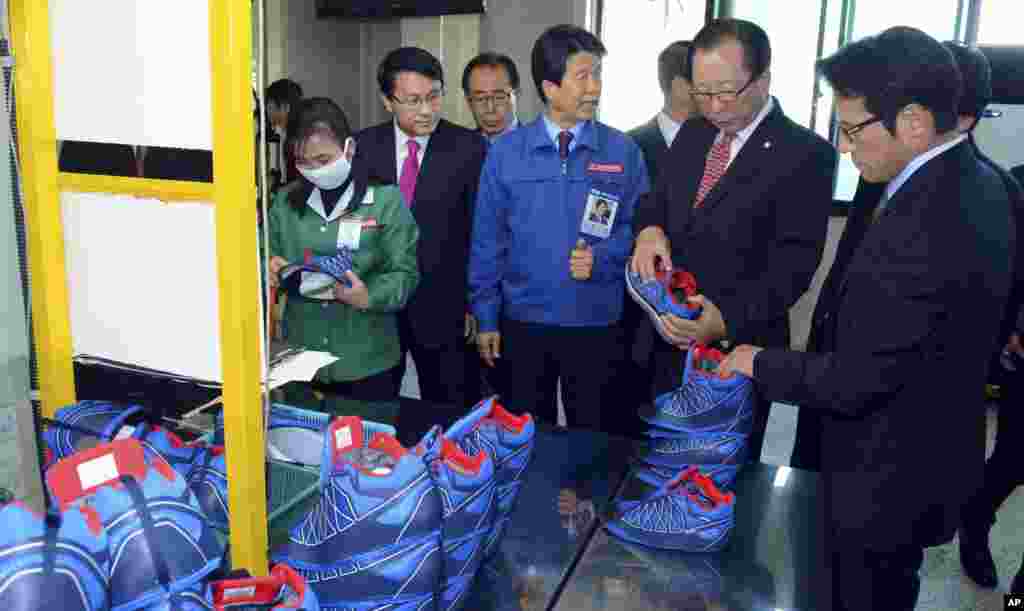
[268,97,419,400]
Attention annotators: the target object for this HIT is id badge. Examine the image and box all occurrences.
[580,188,619,240]
[337,220,362,250]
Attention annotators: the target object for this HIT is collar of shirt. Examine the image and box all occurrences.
[884,134,967,202]
[656,111,682,148]
[394,121,430,173]
[542,113,588,154]
[716,96,774,166]
[306,181,355,222]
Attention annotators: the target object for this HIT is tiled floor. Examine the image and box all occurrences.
[401,357,1024,608]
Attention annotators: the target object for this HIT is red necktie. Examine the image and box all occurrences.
[399,139,420,207]
[558,130,574,160]
[694,133,735,208]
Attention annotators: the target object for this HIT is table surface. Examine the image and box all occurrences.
[74,368,828,610]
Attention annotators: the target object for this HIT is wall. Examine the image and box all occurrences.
[265,0,592,130]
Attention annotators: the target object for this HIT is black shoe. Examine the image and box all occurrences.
[958,527,999,588]
[1011,552,1024,594]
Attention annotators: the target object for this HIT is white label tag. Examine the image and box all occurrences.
[337,220,362,251]
[580,189,619,240]
[114,425,136,440]
[223,586,256,600]
[77,453,120,489]
[334,426,353,451]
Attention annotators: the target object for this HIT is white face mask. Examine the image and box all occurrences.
[298,137,355,191]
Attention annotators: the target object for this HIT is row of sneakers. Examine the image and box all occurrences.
[44,401,231,532]
[266,396,535,611]
[613,266,754,552]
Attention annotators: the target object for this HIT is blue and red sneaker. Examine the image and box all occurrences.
[416,426,497,611]
[46,438,225,611]
[640,345,754,434]
[606,466,735,552]
[210,564,319,611]
[444,396,534,562]
[640,430,748,487]
[625,264,701,343]
[0,501,110,611]
[279,247,354,299]
[43,401,145,464]
[271,417,443,610]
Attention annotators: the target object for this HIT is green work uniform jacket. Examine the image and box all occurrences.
[269,179,419,382]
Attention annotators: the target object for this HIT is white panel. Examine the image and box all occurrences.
[51,0,213,150]
[974,104,1024,171]
[62,192,222,382]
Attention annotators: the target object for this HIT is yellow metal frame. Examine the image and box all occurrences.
[11,1,269,572]
[209,0,269,574]
[11,0,75,418]
[57,173,215,202]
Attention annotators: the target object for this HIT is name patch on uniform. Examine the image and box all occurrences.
[588,162,624,174]
[361,217,380,229]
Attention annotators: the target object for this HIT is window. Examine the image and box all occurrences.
[599,0,705,131]
[729,0,825,129]
[976,0,1021,45]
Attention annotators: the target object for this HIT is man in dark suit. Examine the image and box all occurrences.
[940,41,1024,591]
[721,28,1014,610]
[631,19,836,461]
[356,47,487,426]
[628,40,696,185]
[462,52,520,145]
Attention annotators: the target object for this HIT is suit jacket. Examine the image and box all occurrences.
[756,141,1015,549]
[355,119,487,347]
[634,99,837,350]
[628,116,670,189]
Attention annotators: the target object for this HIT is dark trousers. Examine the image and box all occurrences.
[962,368,1024,530]
[833,543,924,611]
[651,345,771,463]
[500,318,624,433]
[394,314,480,437]
[312,365,400,402]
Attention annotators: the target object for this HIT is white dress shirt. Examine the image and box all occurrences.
[656,111,682,148]
[716,96,775,170]
[395,122,431,181]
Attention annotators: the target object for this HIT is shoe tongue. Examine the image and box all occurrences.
[46,438,151,510]
[487,401,528,434]
[326,416,365,472]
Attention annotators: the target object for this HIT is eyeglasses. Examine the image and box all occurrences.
[390,88,445,110]
[692,72,762,104]
[838,115,883,142]
[467,90,513,108]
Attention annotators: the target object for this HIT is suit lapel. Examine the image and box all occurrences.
[412,119,448,208]
[698,103,784,212]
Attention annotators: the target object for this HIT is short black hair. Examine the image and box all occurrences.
[818,27,961,134]
[531,24,606,105]
[285,97,352,208]
[943,41,992,122]
[266,79,303,109]
[657,41,691,94]
[377,47,444,97]
[689,19,770,81]
[461,52,521,95]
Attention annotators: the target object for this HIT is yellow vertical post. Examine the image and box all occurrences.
[9,0,76,417]
[209,1,268,574]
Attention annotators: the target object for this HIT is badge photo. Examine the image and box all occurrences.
[580,189,619,240]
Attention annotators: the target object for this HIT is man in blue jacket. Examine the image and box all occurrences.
[469,24,649,431]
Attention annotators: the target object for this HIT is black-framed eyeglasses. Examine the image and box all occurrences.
[839,115,883,141]
[467,90,513,108]
[390,87,445,110]
[692,71,763,104]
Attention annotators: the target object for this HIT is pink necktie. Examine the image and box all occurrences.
[694,133,735,208]
[399,139,420,207]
